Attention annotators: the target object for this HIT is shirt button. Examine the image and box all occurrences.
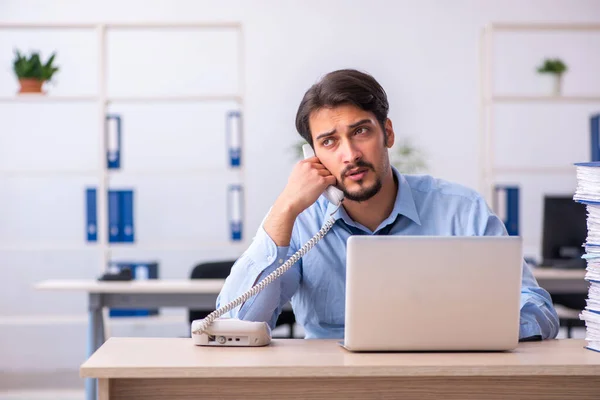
[278,259,283,263]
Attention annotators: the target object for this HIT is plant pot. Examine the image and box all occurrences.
[538,73,562,96]
[18,78,45,94]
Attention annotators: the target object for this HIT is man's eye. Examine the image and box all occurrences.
[355,127,368,135]
[322,138,334,147]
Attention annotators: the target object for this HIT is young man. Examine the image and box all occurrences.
[217,69,559,341]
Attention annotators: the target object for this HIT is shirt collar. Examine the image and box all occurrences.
[325,166,422,229]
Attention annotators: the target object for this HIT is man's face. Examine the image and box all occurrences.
[308,104,395,202]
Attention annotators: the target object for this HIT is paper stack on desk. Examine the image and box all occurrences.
[574,162,600,351]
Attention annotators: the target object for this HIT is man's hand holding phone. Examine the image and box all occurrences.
[264,156,337,246]
[279,156,337,216]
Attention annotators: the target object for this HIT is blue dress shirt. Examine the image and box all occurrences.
[217,167,560,340]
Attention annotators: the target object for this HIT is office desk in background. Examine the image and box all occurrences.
[34,279,224,400]
[532,267,586,293]
[34,268,587,354]
[80,337,600,400]
[34,279,225,351]
[35,269,587,400]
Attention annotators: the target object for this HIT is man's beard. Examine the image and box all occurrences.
[338,160,382,202]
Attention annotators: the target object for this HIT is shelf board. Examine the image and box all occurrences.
[0,95,99,103]
[0,94,242,103]
[106,22,241,29]
[107,94,242,103]
[0,241,248,252]
[0,243,104,252]
[108,241,248,251]
[108,167,244,178]
[0,169,101,177]
[0,315,88,326]
[0,22,98,29]
[0,167,243,177]
[0,22,241,29]
[108,167,244,177]
[108,314,187,325]
[492,166,576,174]
[0,314,186,326]
[489,95,600,103]
[489,23,600,32]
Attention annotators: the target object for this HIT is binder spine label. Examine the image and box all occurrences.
[106,114,122,169]
[228,184,243,241]
[226,111,242,167]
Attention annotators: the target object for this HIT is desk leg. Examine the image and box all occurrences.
[86,293,105,400]
[98,379,110,400]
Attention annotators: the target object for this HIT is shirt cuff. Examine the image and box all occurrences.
[519,315,542,340]
[245,225,292,277]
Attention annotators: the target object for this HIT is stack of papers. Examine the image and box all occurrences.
[575,162,600,352]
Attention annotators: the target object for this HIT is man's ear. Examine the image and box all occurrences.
[384,118,395,148]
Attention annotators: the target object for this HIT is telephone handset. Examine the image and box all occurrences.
[301,144,344,206]
[191,144,343,346]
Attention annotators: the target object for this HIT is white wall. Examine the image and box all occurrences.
[1,0,600,375]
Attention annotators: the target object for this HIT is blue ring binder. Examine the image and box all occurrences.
[85,188,135,243]
[493,185,519,236]
[591,114,600,162]
[85,188,98,242]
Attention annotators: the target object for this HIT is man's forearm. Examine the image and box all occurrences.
[263,196,299,246]
[216,218,301,326]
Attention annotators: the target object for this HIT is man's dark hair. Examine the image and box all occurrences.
[295,69,389,146]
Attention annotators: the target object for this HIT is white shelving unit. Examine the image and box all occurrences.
[0,22,246,266]
[0,22,248,378]
[479,22,600,203]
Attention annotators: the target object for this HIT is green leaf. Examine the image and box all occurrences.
[11,49,59,81]
[536,58,568,75]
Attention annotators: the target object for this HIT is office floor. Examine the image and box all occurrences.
[0,391,83,400]
[0,326,584,400]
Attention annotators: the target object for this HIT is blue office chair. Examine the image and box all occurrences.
[188,260,297,338]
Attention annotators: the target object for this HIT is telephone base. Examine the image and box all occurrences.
[191,318,272,347]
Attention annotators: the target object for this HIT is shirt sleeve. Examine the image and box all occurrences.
[469,195,560,340]
[215,214,302,329]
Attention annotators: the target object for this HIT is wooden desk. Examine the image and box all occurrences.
[81,338,600,400]
[39,270,587,400]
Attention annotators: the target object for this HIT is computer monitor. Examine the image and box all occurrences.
[541,196,587,268]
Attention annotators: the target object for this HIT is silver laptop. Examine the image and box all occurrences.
[343,236,523,352]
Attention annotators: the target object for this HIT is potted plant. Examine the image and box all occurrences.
[12,50,59,94]
[390,138,428,174]
[536,58,567,96]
